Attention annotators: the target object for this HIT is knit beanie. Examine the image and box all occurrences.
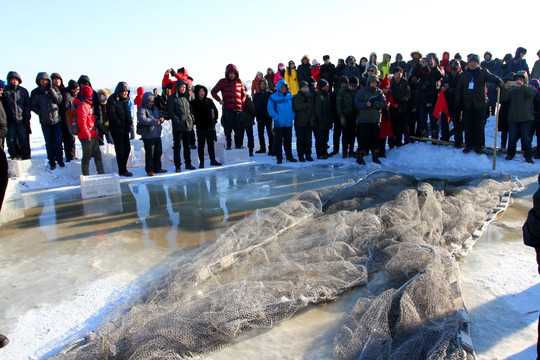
[80,84,93,98]
[317,79,329,89]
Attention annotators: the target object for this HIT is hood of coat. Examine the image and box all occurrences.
[35,72,51,87]
[225,64,240,79]
[275,79,289,93]
[78,75,93,88]
[515,47,527,58]
[114,81,130,95]
[7,71,22,84]
[141,92,155,108]
[51,72,64,87]
[483,51,492,61]
[98,88,112,104]
[514,70,529,84]
[136,87,144,96]
[194,84,208,99]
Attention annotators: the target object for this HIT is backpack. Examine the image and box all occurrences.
[66,103,80,135]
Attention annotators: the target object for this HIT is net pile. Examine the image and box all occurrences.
[54,172,513,360]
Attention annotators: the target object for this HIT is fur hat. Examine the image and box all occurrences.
[367,74,380,84]
[348,76,359,87]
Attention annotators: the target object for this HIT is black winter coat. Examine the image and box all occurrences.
[320,62,336,86]
[293,91,313,127]
[107,82,133,135]
[389,77,411,113]
[412,64,443,104]
[242,96,256,127]
[336,86,359,118]
[0,97,7,138]
[313,90,332,130]
[3,83,31,127]
[442,72,461,111]
[167,88,194,132]
[31,73,63,125]
[253,89,273,124]
[297,63,315,84]
[191,85,218,132]
[456,67,502,110]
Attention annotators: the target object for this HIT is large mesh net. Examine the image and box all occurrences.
[53,171,514,360]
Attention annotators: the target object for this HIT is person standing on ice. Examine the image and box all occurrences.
[455,54,503,154]
[354,74,386,165]
[293,81,314,162]
[502,71,536,163]
[167,79,196,172]
[313,79,332,159]
[137,92,167,176]
[210,64,246,150]
[267,79,296,164]
[4,71,31,161]
[75,85,105,175]
[253,79,274,155]
[107,82,134,177]
[191,84,222,168]
[31,72,64,170]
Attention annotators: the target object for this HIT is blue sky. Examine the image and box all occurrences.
[1,0,538,92]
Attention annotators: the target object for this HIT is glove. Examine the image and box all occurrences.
[340,117,346,127]
[170,68,176,77]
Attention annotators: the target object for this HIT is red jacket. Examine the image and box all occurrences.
[211,64,246,111]
[162,68,192,93]
[134,87,144,108]
[75,98,98,139]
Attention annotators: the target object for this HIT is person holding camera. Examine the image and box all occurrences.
[455,54,503,154]
[411,53,444,140]
[502,71,536,163]
[354,74,386,165]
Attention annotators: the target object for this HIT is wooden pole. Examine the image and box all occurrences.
[492,87,501,170]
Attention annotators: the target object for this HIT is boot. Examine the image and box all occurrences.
[431,130,439,144]
[210,159,222,166]
[356,151,366,165]
[372,150,381,164]
[342,149,348,158]
[298,154,305,162]
[305,155,314,162]
[226,140,232,150]
[256,147,266,154]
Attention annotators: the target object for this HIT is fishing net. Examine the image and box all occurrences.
[53,171,513,360]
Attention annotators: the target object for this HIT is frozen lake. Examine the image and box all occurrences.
[1,161,539,359]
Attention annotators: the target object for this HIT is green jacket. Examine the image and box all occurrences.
[336,86,359,118]
[502,85,536,122]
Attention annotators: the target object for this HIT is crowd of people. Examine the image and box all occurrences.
[0,47,539,180]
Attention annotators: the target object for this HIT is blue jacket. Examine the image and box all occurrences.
[508,47,530,75]
[267,79,295,127]
[137,92,162,139]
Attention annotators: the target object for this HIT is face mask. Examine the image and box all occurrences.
[100,94,107,101]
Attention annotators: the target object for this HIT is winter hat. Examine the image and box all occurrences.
[299,81,309,89]
[468,54,481,64]
[514,71,528,82]
[484,51,492,59]
[529,79,540,92]
[379,75,391,89]
[80,84,93,99]
[312,59,319,66]
[449,59,460,69]
[346,56,356,64]
[396,53,403,61]
[67,79,79,90]
[503,53,512,62]
[288,60,295,67]
[411,50,422,58]
[338,76,349,85]
[278,63,285,70]
[259,78,269,88]
[454,53,462,60]
[323,55,330,61]
[0,80,5,91]
[367,75,380,85]
[317,79,329,89]
[348,76,359,87]
[256,71,263,77]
